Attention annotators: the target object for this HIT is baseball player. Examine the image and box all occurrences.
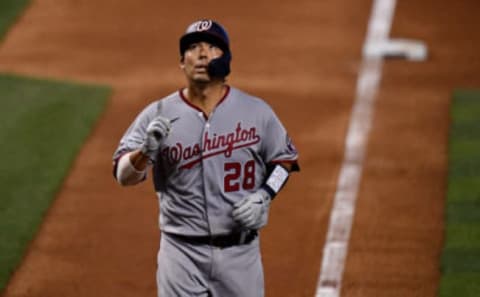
[112,19,299,297]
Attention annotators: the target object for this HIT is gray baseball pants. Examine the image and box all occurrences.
[157,232,264,297]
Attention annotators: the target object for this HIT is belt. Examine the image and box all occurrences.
[167,230,258,248]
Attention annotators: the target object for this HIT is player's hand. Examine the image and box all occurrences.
[232,189,271,230]
[141,115,172,161]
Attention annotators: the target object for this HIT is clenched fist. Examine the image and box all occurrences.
[141,115,172,162]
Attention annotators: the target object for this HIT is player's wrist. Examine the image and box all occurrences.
[140,144,151,157]
[257,187,272,202]
[140,143,157,163]
[131,149,152,170]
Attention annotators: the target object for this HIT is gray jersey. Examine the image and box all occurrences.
[113,86,299,236]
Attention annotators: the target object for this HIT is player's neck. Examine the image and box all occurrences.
[184,81,227,115]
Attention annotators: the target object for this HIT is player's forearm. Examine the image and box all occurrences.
[129,149,150,171]
[115,150,149,186]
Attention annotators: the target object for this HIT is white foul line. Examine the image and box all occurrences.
[315,1,397,297]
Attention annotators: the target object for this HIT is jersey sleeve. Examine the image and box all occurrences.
[261,106,300,172]
[112,101,159,174]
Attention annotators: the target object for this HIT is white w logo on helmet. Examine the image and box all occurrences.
[192,20,212,32]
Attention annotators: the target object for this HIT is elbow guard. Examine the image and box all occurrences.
[116,153,147,186]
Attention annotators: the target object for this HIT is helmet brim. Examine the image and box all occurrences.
[180,32,230,56]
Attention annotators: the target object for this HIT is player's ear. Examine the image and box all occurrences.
[179,55,185,69]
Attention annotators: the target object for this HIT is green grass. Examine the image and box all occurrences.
[0,73,110,291]
[0,0,31,40]
[0,1,111,292]
[440,89,480,297]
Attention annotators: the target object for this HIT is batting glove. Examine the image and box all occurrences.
[141,115,171,162]
[232,189,271,230]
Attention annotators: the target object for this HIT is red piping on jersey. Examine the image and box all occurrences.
[178,85,231,119]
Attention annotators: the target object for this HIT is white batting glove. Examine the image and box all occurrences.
[141,115,172,162]
[232,189,271,230]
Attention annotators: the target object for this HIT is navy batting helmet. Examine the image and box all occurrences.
[179,19,231,78]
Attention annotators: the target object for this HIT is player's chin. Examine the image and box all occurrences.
[192,74,211,83]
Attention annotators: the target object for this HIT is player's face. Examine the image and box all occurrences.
[181,41,224,83]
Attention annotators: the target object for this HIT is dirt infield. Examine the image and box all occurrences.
[0,0,478,296]
[342,1,480,296]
